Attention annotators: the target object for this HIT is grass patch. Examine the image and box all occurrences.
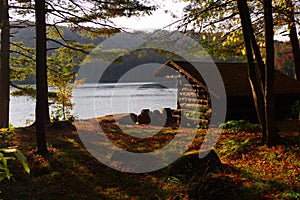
[219,120,261,133]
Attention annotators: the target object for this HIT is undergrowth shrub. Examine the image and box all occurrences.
[219,120,261,133]
[0,129,30,182]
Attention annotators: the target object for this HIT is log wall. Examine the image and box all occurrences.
[177,78,211,125]
[177,78,299,124]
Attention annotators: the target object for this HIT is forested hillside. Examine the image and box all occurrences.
[11,23,297,84]
[11,22,106,48]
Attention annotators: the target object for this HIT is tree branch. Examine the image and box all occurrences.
[47,38,90,54]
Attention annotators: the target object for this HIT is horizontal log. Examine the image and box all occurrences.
[181,83,207,88]
[180,103,209,110]
[186,117,209,124]
[179,88,207,94]
[178,98,209,104]
[179,94,207,99]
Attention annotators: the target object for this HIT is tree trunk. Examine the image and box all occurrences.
[35,0,48,155]
[286,0,300,80]
[289,23,300,80]
[0,0,10,129]
[237,0,266,142]
[263,0,280,146]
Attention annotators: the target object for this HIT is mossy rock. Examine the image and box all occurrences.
[168,149,221,180]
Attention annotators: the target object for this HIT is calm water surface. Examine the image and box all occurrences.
[10,83,177,127]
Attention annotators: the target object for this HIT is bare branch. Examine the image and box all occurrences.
[10,50,35,61]
[164,1,232,29]
[47,38,89,54]
[202,12,239,29]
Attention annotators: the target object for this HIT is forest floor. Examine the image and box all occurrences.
[0,115,299,200]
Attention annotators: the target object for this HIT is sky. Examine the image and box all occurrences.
[112,0,188,31]
[112,0,288,41]
[10,0,288,41]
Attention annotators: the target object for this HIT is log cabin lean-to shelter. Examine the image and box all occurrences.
[154,60,300,124]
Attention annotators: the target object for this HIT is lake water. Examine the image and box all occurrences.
[10,83,177,127]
